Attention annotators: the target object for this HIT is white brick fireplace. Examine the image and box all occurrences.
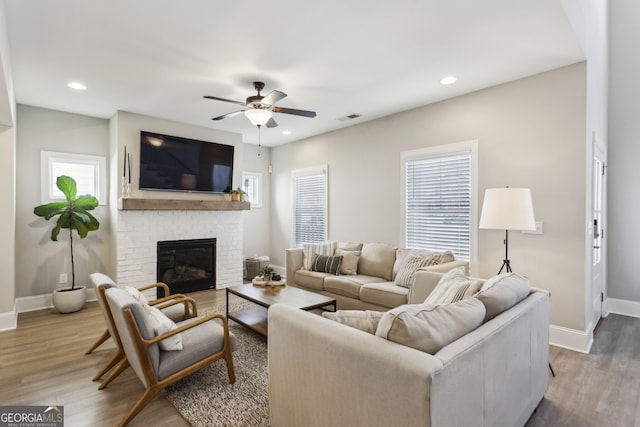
[116,209,243,293]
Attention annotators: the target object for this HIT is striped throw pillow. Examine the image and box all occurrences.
[302,241,337,270]
[310,254,343,275]
[394,254,429,288]
[424,267,482,305]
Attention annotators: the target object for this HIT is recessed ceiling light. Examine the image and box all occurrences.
[67,82,87,91]
[440,76,457,85]
[282,130,292,135]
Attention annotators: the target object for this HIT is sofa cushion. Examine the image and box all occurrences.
[302,241,337,270]
[424,267,482,305]
[425,251,455,266]
[309,254,342,275]
[143,304,183,351]
[475,273,531,322]
[337,241,364,252]
[375,298,486,354]
[360,282,409,308]
[359,243,397,281]
[324,275,386,299]
[295,269,329,291]
[335,248,360,275]
[394,254,430,288]
[322,310,384,334]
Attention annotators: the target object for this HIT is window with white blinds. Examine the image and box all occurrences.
[292,166,328,246]
[402,143,477,262]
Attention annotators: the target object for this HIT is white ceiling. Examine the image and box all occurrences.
[3,0,584,146]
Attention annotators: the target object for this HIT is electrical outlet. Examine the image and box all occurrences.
[59,273,68,284]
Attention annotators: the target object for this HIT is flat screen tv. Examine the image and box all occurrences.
[139,131,234,194]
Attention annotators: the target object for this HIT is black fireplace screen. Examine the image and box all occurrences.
[156,238,216,297]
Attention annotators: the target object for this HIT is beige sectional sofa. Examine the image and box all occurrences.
[285,241,469,311]
[268,271,550,427]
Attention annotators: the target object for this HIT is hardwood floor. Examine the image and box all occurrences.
[1,290,639,427]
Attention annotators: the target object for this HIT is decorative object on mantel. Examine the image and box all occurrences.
[119,198,251,211]
[33,175,100,313]
[121,146,131,198]
[230,187,246,201]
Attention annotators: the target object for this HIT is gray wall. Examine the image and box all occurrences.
[15,105,111,297]
[271,63,587,331]
[609,0,640,302]
[242,143,272,260]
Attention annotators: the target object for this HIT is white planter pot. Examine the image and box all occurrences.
[52,286,87,313]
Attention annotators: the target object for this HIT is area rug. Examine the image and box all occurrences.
[164,302,270,427]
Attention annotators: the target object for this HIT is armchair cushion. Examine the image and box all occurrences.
[125,286,149,305]
[144,305,183,351]
[157,317,237,380]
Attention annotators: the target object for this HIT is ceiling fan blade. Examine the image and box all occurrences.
[266,117,278,128]
[273,106,317,118]
[204,95,247,107]
[261,90,287,106]
[212,110,245,121]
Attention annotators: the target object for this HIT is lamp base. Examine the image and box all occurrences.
[497,259,512,275]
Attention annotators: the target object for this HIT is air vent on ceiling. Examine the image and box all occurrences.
[337,113,362,122]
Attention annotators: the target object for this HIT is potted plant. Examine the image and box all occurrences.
[34,175,100,313]
[230,187,246,202]
[258,265,274,280]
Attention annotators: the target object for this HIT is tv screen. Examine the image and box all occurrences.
[139,131,234,194]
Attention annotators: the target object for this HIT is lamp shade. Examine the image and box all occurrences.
[244,108,273,127]
[479,187,536,231]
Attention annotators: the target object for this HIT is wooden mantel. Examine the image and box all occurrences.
[119,198,250,211]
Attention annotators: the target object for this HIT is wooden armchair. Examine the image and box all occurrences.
[105,286,235,427]
[87,273,197,389]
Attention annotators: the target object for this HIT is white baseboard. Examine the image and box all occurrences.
[549,324,592,354]
[606,298,640,318]
[0,303,17,331]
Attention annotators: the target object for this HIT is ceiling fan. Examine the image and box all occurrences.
[204,81,316,128]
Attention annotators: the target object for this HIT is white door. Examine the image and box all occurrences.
[592,138,606,327]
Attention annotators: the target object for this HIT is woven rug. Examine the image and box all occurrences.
[164,302,270,427]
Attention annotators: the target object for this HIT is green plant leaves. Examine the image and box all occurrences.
[33,176,100,241]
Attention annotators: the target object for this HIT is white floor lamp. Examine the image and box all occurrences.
[479,187,536,274]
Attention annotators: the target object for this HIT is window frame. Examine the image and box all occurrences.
[242,171,263,208]
[40,151,108,205]
[400,140,478,273]
[292,164,328,247]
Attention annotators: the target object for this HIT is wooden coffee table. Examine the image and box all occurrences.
[226,283,336,336]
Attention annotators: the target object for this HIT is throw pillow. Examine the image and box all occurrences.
[375,298,486,354]
[310,254,342,275]
[424,251,455,266]
[302,241,337,270]
[475,273,531,322]
[335,248,361,275]
[125,286,149,305]
[143,304,183,351]
[322,310,384,334]
[394,254,429,288]
[424,267,482,305]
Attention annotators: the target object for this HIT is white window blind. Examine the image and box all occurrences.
[404,152,471,261]
[293,166,327,246]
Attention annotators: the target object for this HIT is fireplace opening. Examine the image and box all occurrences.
[157,238,216,298]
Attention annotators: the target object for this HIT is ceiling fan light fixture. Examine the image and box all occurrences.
[244,108,273,127]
